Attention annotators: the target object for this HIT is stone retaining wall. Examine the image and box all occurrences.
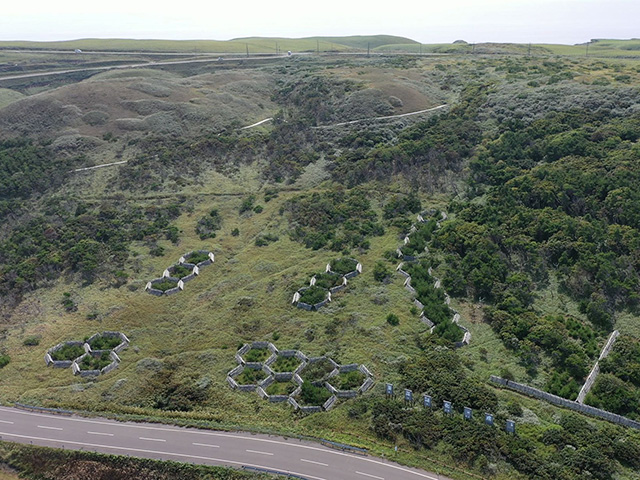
[490,375,640,430]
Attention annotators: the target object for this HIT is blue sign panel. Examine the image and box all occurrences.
[423,394,432,408]
[385,383,393,396]
[506,419,516,434]
[443,400,452,414]
[485,413,494,426]
[404,389,413,403]
[464,407,472,420]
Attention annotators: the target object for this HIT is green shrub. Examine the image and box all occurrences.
[313,273,342,289]
[170,265,191,278]
[88,335,122,351]
[231,228,240,236]
[0,354,10,368]
[50,344,85,361]
[386,313,400,326]
[330,257,358,275]
[255,233,279,246]
[299,381,331,405]
[299,286,327,305]
[153,279,178,292]
[373,261,390,282]
[187,251,209,264]
[195,209,222,240]
[23,335,41,346]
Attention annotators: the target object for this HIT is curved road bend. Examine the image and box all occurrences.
[0,407,451,480]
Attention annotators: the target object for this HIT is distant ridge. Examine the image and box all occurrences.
[0,35,417,53]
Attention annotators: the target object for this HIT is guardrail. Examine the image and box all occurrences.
[241,466,309,479]
[320,439,368,454]
[14,403,74,416]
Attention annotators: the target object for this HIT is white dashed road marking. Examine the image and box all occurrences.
[246,449,274,456]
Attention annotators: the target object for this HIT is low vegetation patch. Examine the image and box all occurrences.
[265,380,297,396]
[301,359,335,383]
[171,264,192,278]
[87,335,121,351]
[50,344,84,362]
[187,251,210,264]
[313,273,343,289]
[243,347,270,363]
[153,279,179,292]
[299,382,332,406]
[329,258,357,276]
[235,368,267,385]
[79,352,112,371]
[270,355,300,373]
[333,370,366,390]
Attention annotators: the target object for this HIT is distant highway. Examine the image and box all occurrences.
[0,406,451,480]
[0,53,297,83]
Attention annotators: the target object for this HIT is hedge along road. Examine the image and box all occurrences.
[0,406,451,480]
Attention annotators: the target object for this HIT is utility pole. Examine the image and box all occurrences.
[276,42,279,55]
[367,42,370,57]
[586,42,589,57]
[246,43,249,57]
[528,43,531,56]
[419,44,422,55]
[317,39,319,54]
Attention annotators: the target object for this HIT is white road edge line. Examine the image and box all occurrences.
[356,471,385,480]
[87,431,114,436]
[0,420,14,424]
[0,430,327,480]
[300,458,329,467]
[246,449,274,456]
[37,425,63,431]
[192,442,220,448]
[139,437,166,442]
[0,408,437,479]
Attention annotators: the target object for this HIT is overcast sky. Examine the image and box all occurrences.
[1,0,638,44]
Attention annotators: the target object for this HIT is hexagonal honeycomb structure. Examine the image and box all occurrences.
[227,344,373,413]
[45,331,129,377]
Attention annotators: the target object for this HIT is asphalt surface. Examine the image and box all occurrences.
[0,406,451,480]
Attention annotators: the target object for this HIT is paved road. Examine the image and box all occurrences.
[0,54,296,83]
[0,407,450,480]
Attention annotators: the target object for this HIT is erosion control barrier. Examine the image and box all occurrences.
[395,210,470,347]
[146,250,214,296]
[490,375,640,430]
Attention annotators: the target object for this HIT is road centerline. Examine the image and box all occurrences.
[87,431,114,436]
[246,449,274,456]
[192,442,220,448]
[37,425,63,431]
[300,458,329,467]
[0,420,14,424]
[356,471,385,480]
[139,437,166,442]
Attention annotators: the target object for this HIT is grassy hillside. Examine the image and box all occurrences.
[0,35,417,54]
[1,52,640,480]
